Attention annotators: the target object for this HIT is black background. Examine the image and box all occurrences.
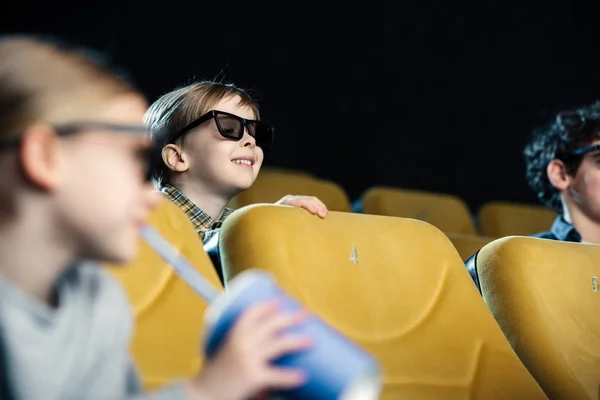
[4,0,600,211]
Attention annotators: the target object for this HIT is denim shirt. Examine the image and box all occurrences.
[530,215,582,243]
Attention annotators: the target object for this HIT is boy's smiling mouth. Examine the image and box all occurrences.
[231,157,255,167]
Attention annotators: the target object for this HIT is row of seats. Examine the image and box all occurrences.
[359,187,557,238]
[229,168,557,260]
[109,199,600,399]
[230,168,556,236]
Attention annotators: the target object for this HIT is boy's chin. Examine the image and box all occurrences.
[226,177,257,194]
[94,240,139,267]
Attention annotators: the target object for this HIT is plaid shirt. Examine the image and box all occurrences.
[161,184,234,243]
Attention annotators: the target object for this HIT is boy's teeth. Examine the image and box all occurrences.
[233,159,252,165]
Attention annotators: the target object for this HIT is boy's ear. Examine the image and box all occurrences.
[19,124,61,191]
[161,144,189,173]
[547,159,572,191]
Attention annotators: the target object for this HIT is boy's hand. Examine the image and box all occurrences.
[190,302,312,400]
[275,195,328,218]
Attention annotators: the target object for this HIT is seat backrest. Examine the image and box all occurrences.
[107,198,223,390]
[477,202,556,237]
[218,205,547,400]
[228,170,351,212]
[360,186,476,235]
[445,232,495,261]
[476,237,600,400]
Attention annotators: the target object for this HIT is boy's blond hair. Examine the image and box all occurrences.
[0,35,136,217]
[144,81,260,186]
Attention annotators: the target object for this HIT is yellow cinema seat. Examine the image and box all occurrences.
[108,198,223,390]
[228,170,351,212]
[360,187,476,235]
[476,237,600,400]
[445,232,495,261]
[477,202,556,237]
[218,205,547,400]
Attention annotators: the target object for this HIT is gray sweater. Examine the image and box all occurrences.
[0,262,189,400]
